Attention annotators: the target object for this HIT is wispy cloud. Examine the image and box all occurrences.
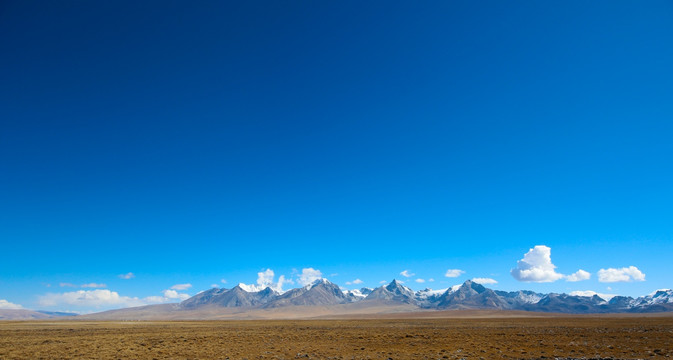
[400,270,415,278]
[170,283,192,291]
[346,279,363,285]
[415,278,426,283]
[444,269,465,278]
[118,272,135,280]
[81,283,107,288]
[472,277,498,285]
[598,266,645,283]
[59,283,77,288]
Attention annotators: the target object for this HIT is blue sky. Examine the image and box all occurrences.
[1,1,672,313]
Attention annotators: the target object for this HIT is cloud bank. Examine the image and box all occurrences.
[38,288,190,309]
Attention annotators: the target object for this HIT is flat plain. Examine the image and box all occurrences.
[1,314,672,359]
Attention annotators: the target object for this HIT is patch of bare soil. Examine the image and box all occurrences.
[0,317,671,359]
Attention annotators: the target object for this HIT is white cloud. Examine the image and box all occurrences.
[428,278,435,282]
[0,299,23,309]
[277,275,293,291]
[565,269,591,282]
[400,270,415,278]
[38,288,189,309]
[445,269,465,278]
[118,272,135,280]
[220,279,227,284]
[511,245,565,282]
[472,277,498,285]
[598,266,646,283]
[59,282,77,288]
[415,278,426,283]
[239,269,293,293]
[569,290,617,301]
[81,283,107,288]
[170,283,192,291]
[257,269,275,287]
[379,280,388,284]
[39,289,146,308]
[162,289,190,301]
[298,268,323,286]
[210,284,218,288]
[346,279,363,285]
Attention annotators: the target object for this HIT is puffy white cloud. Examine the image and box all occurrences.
[0,299,23,309]
[257,269,275,287]
[346,279,363,285]
[415,278,426,283]
[565,270,591,282]
[162,289,190,300]
[511,245,565,282]
[400,270,415,278]
[239,269,293,293]
[170,283,192,291]
[444,269,465,278]
[298,268,323,286]
[81,283,106,288]
[569,290,617,301]
[472,277,498,285]
[118,272,135,280]
[598,266,646,283]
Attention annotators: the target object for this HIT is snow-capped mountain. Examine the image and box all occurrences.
[264,278,349,307]
[365,279,416,304]
[179,279,673,314]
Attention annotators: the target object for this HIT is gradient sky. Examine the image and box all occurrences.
[1,1,673,313]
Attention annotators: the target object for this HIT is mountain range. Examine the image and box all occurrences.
[7,280,672,320]
[175,279,673,314]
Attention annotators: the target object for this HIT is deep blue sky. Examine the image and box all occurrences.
[1,1,672,312]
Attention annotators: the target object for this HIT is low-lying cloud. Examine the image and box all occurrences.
[0,299,23,309]
[598,266,646,283]
[38,288,190,309]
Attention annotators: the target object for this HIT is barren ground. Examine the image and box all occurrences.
[1,316,672,359]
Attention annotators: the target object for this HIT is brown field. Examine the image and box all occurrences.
[1,315,672,359]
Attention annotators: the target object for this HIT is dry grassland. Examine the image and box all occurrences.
[1,317,672,359]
